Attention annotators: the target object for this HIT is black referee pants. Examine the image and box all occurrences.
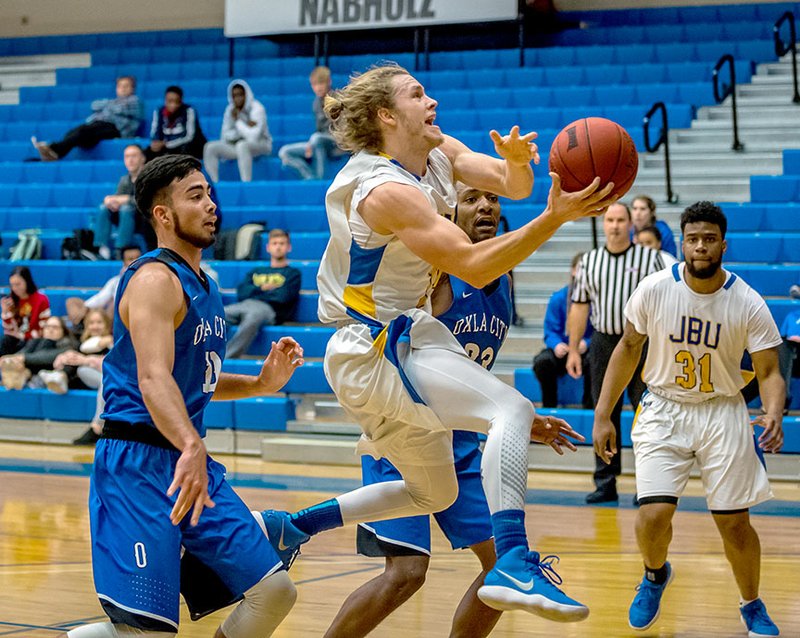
[589,331,647,494]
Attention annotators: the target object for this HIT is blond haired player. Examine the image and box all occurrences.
[257,62,618,624]
[593,201,784,637]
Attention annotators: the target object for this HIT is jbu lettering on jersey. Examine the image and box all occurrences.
[668,315,721,349]
[451,312,508,342]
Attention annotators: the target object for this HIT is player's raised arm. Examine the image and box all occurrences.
[361,174,616,290]
[592,320,648,464]
[121,263,214,526]
[442,128,537,200]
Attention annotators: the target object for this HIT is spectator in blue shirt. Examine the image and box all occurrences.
[533,253,593,408]
[32,76,144,161]
[630,194,677,257]
[146,85,206,161]
[780,309,800,407]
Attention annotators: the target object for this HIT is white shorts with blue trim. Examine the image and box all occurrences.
[632,392,772,511]
[324,308,467,467]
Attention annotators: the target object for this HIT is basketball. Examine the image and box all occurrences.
[548,117,639,197]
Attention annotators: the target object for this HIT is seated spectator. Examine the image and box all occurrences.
[65,244,142,333]
[790,284,800,300]
[203,80,272,182]
[1,266,50,356]
[630,194,677,257]
[533,253,592,408]
[780,309,800,408]
[225,229,300,358]
[278,66,344,180]
[146,85,206,161]
[634,225,678,267]
[0,316,76,389]
[94,145,147,259]
[38,309,112,394]
[32,76,143,161]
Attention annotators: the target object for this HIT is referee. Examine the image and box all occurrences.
[566,202,664,504]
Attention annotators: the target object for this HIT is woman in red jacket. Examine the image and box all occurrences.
[1,266,51,356]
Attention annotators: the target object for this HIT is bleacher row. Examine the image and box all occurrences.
[1,5,799,442]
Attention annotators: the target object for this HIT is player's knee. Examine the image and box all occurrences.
[386,559,428,596]
[253,570,298,613]
[501,394,536,434]
[426,471,459,512]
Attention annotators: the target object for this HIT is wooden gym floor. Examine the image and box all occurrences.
[0,442,798,637]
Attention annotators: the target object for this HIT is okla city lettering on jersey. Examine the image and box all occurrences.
[450,311,508,343]
[194,315,227,346]
[225,0,517,37]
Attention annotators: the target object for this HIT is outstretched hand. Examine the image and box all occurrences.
[490,126,540,166]
[531,413,585,455]
[258,336,304,394]
[547,172,618,223]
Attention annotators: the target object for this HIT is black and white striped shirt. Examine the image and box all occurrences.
[572,244,664,335]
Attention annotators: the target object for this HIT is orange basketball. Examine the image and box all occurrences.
[548,117,639,197]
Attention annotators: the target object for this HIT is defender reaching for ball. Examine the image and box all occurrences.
[260,63,618,623]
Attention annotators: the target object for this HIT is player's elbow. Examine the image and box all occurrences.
[504,182,533,201]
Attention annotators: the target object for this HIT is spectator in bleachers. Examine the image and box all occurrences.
[65,244,142,334]
[533,252,593,408]
[779,309,800,409]
[224,229,300,358]
[630,194,678,257]
[1,266,50,356]
[278,66,344,180]
[146,85,207,162]
[0,316,76,390]
[634,225,678,267]
[32,76,144,161]
[93,145,146,259]
[38,308,112,394]
[203,79,272,182]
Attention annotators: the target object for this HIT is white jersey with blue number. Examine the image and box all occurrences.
[317,148,457,325]
[625,263,782,404]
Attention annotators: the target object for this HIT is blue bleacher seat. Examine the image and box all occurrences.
[232,397,295,431]
[751,176,799,202]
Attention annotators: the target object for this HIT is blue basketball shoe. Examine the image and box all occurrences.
[628,562,673,631]
[740,599,780,637]
[253,510,309,569]
[477,546,589,622]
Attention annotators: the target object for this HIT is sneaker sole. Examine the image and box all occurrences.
[45,381,68,395]
[628,567,675,631]
[477,585,590,622]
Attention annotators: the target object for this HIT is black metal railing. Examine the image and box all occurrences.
[643,102,677,204]
[774,11,800,103]
[713,54,744,151]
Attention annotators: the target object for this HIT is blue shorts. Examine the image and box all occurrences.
[357,431,492,555]
[89,438,282,632]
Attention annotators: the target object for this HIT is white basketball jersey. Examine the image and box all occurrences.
[317,148,457,325]
[625,263,782,404]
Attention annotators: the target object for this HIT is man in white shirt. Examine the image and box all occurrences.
[593,201,784,637]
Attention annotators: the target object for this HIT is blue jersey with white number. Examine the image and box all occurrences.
[436,274,513,459]
[101,248,226,437]
[437,275,512,372]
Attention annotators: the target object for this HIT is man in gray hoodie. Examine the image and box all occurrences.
[203,79,272,182]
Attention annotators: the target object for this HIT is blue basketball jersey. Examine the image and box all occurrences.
[437,274,513,373]
[102,248,226,437]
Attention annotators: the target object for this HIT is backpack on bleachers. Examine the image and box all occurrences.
[214,222,266,261]
[10,229,42,261]
[61,228,99,261]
